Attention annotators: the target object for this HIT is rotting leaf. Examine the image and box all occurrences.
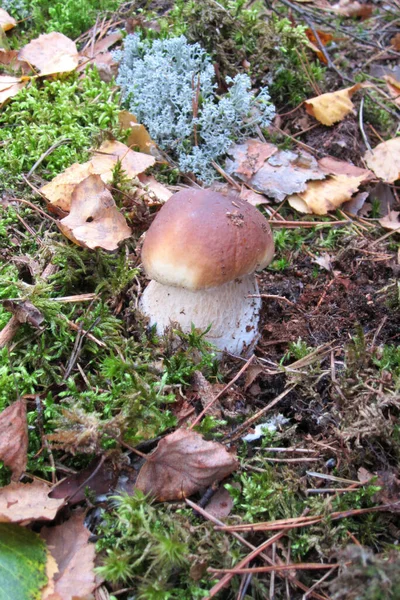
[364,138,400,183]
[0,9,16,32]
[18,32,79,76]
[378,211,400,231]
[0,482,64,525]
[205,487,234,520]
[0,399,28,481]
[332,0,373,18]
[41,512,97,600]
[318,156,374,181]
[226,139,277,179]
[226,140,325,202]
[49,456,119,505]
[0,75,28,106]
[305,29,334,63]
[58,174,132,251]
[135,428,238,501]
[305,84,363,126]
[288,174,365,214]
[0,523,53,600]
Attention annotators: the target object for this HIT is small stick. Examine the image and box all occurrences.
[26,138,72,178]
[208,563,341,575]
[249,293,305,314]
[189,355,255,428]
[303,567,337,599]
[10,194,58,224]
[264,457,320,463]
[358,97,372,152]
[306,487,360,494]
[0,316,21,348]
[223,386,295,441]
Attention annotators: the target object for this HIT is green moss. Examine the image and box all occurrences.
[0,69,122,185]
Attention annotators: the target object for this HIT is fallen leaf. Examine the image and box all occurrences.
[332,0,373,18]
[0,482,64,525]
[0,9,16,32]
[0,524,53,600]
[313,252,334,271]
[305,29,334,63]
[342,191,369,215]
[305,84,363,126]
[288,174,365,214]
[91,139,156,181]
[119,110,160,156]
[137,174,173,204]
[378,211,400,231]
[0,49,31,74]
[41,512,97,600]
[364,138,400,183]
[384,75,400,107]
[41,140,156,213]
[391,33,400,51]
[0,399,28,481]
[18,32,79,76]
[239,187,270,207]
[205,487,233,519]
[318,156,374,181]
[135,429,238,501]
[226,141,325,202]
[2,299,44,328]
[41,162,95,213]
[78,31,121,82]
[58,174,132,250]
[368,182,395,215]
[49,457,119,505]
[191,371,222,418]
[0,75,28,106]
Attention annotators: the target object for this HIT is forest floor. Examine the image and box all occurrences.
[0,1,399,599]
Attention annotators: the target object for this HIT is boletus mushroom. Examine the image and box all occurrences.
[140,188,274,355]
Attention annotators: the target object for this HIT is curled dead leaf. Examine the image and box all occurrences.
[18,32,79,76]
[41,512,97,600]
[0,8,16,32]
[288,174,365,214]
[378,211,400,231]
[0,75,28,106]
[305,84,363,126]
[58,174,131,250]
[364,138,400,183]
[226,140,325,202]
[118,110,160,156]
[0,399,28,481]
[135,428,238,501]
[0,481,64,525]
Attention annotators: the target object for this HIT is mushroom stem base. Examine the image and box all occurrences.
[139,275,262,356]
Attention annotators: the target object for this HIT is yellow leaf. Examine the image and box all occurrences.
[0,9,16,32]
[305,84,362,126]
[41,162,95,213]
[288,174,365,214]
[364,138,400,183]
[118,110,159,156]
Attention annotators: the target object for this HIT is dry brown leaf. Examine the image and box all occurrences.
[391,33,400,51]
[58,174,131,250]
[41,140,156,212]
[118,110,159,156]
[384,76,400,107]
[137,174,173,204]
[0,49,31,74]
[91,139,156,181]
[205,487,234,519]
[332,0,373,18]
[18,32,79,76]
[305,29,334,63]
[0,8,16,32]
[0,481,64,525]
[239,187,270,207]
[0,74,28,106]
[226,140,325,202]
[318,156,374,181]
[342,191,369,215]
[41,512,97,600]
[0,399,28,481]
[305,84,362,126]
[288,174,365,214]
[378,211,400,231]
[364,138,400,183]
[78,31,122,82]
[135,428,238,501]
[41,162,95,213]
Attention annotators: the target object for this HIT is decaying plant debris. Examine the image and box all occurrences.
[0,0,399,598]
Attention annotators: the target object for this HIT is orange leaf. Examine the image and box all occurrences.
[0,8,16,32]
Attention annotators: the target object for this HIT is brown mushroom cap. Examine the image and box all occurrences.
[141,188,274,290]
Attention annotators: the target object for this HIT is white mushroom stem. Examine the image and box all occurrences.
[139,274,262,356]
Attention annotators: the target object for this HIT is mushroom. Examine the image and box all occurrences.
[139,188,274,355]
